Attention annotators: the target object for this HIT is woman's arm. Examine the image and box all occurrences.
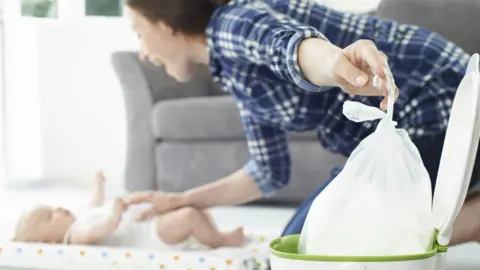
[209,1,332,92]
[125,170,261,221]
[180,168,262,209]
[126,107,291,220]
[181,107,291,208]
[210,2,393,100]
[297,38,394,103]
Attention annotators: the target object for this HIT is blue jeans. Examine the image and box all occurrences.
[281,166,343,236]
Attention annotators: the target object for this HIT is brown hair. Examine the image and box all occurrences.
[126,0,230,36]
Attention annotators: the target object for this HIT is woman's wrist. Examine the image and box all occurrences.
[297,38,342,87]
[171,192,190,209]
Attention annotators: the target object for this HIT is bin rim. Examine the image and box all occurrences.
[269,234,443,262]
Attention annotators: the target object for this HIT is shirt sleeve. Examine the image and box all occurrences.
[208,1,330,92]
[238,105,291,196]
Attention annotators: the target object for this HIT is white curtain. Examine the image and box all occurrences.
[0,0,7,183]
[2,1,43,184]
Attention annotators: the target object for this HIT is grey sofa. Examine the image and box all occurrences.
[111,0,480,205]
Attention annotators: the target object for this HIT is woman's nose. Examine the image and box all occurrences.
[57,208,69,214]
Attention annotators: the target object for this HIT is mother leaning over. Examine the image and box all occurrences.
[124,0,480,246]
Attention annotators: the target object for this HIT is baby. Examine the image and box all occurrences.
[13,173,245,249]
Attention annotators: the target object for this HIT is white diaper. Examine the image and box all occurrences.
[64,202,207,251]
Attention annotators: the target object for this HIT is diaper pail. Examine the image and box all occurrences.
[269,54,480,270]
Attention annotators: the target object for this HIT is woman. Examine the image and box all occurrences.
[125,0,480,245]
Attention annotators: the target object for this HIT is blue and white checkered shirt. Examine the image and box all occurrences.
[206,0,470,196]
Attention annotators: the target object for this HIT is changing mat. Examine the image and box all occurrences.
[0,189,294,270]
[0,231,275,270]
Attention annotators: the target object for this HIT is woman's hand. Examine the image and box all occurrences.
[335,39,399,110]
[298,38,399,110]
[125,191,184,221]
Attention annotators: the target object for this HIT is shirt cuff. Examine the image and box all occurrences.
[243,159,278,197]
[286,26,330,92]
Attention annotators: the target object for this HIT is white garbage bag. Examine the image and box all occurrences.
[298,74,434,256]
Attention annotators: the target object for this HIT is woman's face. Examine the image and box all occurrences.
[127,7,196,82]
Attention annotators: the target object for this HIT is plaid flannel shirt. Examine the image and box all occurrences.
[206,0,470,196]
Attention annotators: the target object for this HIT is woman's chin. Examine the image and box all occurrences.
[166,63,196,83]
[175,73,194,83]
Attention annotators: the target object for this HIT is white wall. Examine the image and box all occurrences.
[0,0,6,183]
[322,0,380,13]
[5,18,139,189]
[38,19,139,189]
[4,18,43,183]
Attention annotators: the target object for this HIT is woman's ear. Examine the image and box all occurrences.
[157,20,177,37]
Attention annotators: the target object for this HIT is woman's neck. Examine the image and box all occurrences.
[188,36,210,66]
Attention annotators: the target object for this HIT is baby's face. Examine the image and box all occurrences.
[22,205,76,243]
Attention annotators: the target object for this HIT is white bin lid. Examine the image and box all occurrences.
[432,53,480,246]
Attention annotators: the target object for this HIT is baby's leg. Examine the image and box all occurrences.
[156,207,244,249]
[199,210,245,245]
[200,210,219,230]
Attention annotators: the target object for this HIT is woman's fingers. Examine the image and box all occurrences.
[135,206,156,221]
[341,39,387,77]
[332,53,370,87]
[125,191,155,205]
[357,40,388,77]
[375,74,399,111]
[336,78,375,96]
[331,39,400,110]
[334,39,392,90]
[380,51,389,67]
[336,72,399,101]
[379,86,400,110]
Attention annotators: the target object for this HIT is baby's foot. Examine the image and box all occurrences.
[95,172,106,185]
[222,227,245,247]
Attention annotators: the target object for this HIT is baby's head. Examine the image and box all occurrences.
[13,205,76,243]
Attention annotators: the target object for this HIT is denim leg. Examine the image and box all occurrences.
[281,166,343,236]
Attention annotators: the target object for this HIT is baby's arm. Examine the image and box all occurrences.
[89,172,106,208]
[69,199,125,245]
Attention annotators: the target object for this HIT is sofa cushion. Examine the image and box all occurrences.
[155,140,346,204]
[152,96,318,141]
[140,61,226,102]
[152,96,246,140]
[375,0,480,54]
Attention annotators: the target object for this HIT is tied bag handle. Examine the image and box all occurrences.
[384,68,396,121]
[342,68,397,124]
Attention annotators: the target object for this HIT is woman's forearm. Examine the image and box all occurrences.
[177,169,263,209]
[297,38,343,87]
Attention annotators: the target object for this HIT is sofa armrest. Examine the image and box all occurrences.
[111,52,158,191]
[111,51,223,191]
